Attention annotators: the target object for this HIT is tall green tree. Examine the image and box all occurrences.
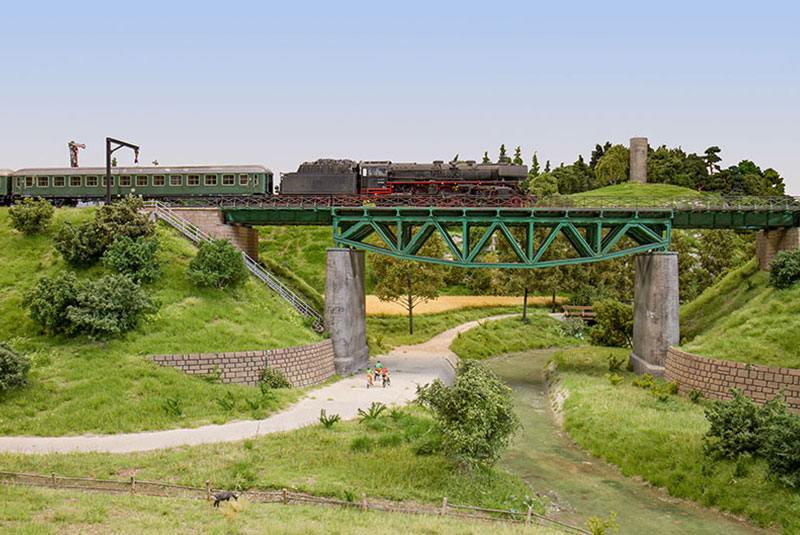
[371,240,445,334]
[512,146,523,165]
[594,144,630,186]
[498,144,507,162]
[589,142,612,170]
[704,146,722,176]
[482,151,490,164]
[528,152,541,178]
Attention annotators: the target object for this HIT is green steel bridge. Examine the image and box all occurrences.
[217,195,800,269]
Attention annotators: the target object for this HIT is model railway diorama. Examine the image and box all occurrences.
[0,158,528,205]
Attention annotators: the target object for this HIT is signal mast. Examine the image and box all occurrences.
[68,141,86,167]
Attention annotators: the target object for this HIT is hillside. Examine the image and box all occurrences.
[571,182,714,199]
[680,257,800,368]
[0,208,321,436]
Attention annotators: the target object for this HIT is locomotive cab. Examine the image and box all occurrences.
[359,161,391,194]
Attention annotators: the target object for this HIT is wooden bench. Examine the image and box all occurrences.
[562,305,597,321]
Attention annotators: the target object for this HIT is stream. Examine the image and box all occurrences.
[488,349,771,535]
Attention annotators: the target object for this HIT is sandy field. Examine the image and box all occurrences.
[365,295,565,316]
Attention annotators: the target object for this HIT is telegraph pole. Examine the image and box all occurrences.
[105,137,139,204]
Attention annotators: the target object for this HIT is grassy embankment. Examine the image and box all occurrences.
[571,182,716,199]
[550,346,800,533]
[680,257,800,368]
[0,405,540,515]
[0,208,321,436]
[0,485,557,535]
[449,311,582,360]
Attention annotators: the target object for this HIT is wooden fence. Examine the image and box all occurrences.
[0,470,589,534]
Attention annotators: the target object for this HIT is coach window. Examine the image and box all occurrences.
[53,176,65,187]
[170,175,182,186]
[70,176,82,187]
[37,176,49,187]
[86,176,98,187]
[102,176,115,187]
[120,175,131,187]
[253,175,258,185]
[222,174,234,186]
[136,175,148,187]
[25,177,34,188]
[239,174,248,185]
[205,174,217,186]
[153,175,165,187]
[188,175,200,186]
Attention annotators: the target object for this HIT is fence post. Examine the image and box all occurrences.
[130,476,136,495]
[441,497,447,515]
[361,493,367,512]
[206,480,211,501]
[282,488,288,505]
[526,504,532,524]
[51,472,56,488]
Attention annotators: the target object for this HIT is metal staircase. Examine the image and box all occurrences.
[144,200,324,332]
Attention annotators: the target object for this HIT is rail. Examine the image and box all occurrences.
[143,200,323,332]
[172,194,800,211]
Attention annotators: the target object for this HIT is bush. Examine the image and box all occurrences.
[762,407,800,488]
[703,389,778,459]
[54,221,106,266]
[417,360,519,469]
[103,235,161,283]
[24,271,80,335]
[589,300,633,347]
[0,344,31,393]
[769,248,800,289]
[94,196,154,246]
[560,317,586,339]
[260,367,291,389]
[8,197,54,234]
[66,275,157,339]
[187,239,249,289]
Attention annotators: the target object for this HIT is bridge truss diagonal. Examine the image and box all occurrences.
[331,207,672,268]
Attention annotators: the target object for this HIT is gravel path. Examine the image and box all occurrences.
[0,314,515,454]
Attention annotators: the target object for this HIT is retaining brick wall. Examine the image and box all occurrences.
[665,347,800,410]
[150,339,335,387]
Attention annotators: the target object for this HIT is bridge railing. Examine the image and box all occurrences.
[143,201,324,332]
[172,194,800,211]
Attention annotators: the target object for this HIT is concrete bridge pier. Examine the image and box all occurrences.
[630,251,679,377]
[324,248,369,375]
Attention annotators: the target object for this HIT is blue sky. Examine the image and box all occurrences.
[2,1,798,193]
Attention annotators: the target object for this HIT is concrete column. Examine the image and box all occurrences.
[756,228,800,271]
[630,251,679,377]
[324,248,369,375]
[630,137,648,184]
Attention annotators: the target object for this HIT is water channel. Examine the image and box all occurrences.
[489,349,771,535]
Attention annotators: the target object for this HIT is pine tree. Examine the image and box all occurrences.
[512,146,523,165]
[498,144,507,162]
[544,160,551,173]
[530,152,540,178]
[482,151,490,164]
[704,146,722,176]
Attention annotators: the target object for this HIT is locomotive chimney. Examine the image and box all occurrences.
[630,137,648,183]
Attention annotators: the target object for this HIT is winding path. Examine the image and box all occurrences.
[0,315,515,454]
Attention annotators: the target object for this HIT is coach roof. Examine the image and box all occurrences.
[13,165,272,176]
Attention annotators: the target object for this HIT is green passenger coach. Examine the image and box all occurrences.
[10,165,272,202]
[0,170,12,204]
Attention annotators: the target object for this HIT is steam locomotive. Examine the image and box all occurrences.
[279,159,528,196]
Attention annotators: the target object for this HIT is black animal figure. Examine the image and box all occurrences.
[212,490,239,507]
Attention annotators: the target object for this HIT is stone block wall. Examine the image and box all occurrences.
[167,207,259,260]
[755,227,800,271]
[150,339,335,388]
[665,347,800,410]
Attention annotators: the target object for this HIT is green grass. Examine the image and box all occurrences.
[571,182,715,199]
[551,346,800,534]
[366,306,524,353]
[0,406,539,514]
[449,312,582,359]
[0,208,321,436]
[680,257,800,368]
[0,485,557,535]
[257,225,342,294]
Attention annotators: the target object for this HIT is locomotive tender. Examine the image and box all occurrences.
[279,158,528,196]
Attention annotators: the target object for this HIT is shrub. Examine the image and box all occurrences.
[0,344,31,393]
[769,248,800,289]
[186,239,249,289]
[632,374,654,389]
[605,373,623,386]
[54,221,106,266]
[703,389,778,459]
[688,388,704,403]
[589,300,633,347]
[560,317,586,339]
[319,409,341,428]
[94,196,154,246]
[357,402,387,422]
[24,271,80,335]
[66,275,157,339]
[417,360,519,469]
[607,353,626,372]
[260,367,291,389]
[762,407,800,488]
[103,235,161,283]
[8,197,54,234]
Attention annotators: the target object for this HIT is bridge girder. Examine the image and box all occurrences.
[331,208,672,268]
